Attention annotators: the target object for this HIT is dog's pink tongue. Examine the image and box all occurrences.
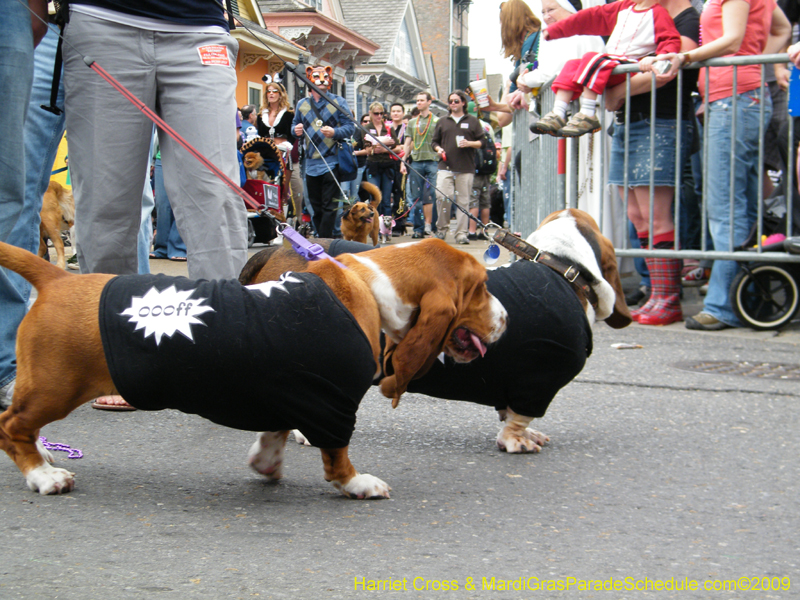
[470,333,487,357]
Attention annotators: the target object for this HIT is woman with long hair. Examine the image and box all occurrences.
[356,101,398,217]
[500,0,541,96]
[257,81,294,145]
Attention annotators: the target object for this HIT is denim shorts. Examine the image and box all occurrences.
[608,118,692,187]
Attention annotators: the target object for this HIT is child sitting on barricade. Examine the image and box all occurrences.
[531,0,681,137]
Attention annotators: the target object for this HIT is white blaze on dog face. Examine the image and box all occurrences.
[120,286,214,345]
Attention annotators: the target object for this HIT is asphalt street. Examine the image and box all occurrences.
[1,237,798,599]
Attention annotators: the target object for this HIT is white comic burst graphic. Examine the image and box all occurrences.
[120,286,215,345]
[245,272,303,297]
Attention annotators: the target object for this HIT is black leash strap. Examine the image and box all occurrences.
[492,230,600,308]
[41,35,64,115]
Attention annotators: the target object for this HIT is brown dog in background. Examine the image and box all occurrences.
[38,181,74,269]
[341,181,381,246]
[242,151,268,180]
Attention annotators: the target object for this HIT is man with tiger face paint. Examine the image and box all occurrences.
[292,66,355,238]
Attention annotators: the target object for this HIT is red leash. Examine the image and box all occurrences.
[86,58,262,211]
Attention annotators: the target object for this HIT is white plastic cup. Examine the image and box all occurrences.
[470,79,490,108]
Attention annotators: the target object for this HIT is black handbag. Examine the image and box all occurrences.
[336,139,358,182]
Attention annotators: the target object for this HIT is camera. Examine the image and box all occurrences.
[653,60,672,75]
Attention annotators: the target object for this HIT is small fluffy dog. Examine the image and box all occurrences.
[341,181,381,246]
[379,215,395,245]
[38,181,75,270]
[242,151,269,181]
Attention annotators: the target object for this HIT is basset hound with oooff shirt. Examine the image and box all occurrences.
[242,209,631,455]
[0,238,506,499]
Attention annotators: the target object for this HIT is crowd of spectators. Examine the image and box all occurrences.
[5,0,800,418]
[497,0,798,331]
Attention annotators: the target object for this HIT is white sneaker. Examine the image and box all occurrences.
[0,378,14,410]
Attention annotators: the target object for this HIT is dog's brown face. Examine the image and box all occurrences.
[355,240,508,404]
[344,202,375,226]
[441,260,507,364]
[243,152,264,170]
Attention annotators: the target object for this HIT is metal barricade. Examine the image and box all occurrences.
[510,54,800,267]
[510,86,564,236]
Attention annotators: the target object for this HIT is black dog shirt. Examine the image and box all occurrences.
[98,272,376,448]
[407,259,593,419]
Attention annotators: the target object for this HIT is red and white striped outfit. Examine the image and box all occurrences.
[546,0,681,97]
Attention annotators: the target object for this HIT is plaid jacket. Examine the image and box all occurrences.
[293,93,355,160]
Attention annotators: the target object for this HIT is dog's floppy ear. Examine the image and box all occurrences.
[342,205,352,219]
[598,234,632,328]
[380,288,457,407]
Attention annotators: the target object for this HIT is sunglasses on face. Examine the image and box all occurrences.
[448,99,462,104]
[267,89,280,94]
[372,111,384,115]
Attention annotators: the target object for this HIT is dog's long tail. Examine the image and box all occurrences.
[0,241,69,289]
[359,181,382,210]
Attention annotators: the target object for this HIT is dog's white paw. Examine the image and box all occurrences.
[496,426,549,453]
[36,439,55,464]
[292,429,312,446]
[247,431,287,480]
[335,473,391,499]
[26,464,75,495]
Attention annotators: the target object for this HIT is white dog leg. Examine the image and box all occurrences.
[335,473,391,499]
[496,407,549,453]
[26,464,75,495]
[247,431,290,480]
[292,429,312,446]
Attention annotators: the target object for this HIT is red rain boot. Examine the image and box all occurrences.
[637,255,683,326]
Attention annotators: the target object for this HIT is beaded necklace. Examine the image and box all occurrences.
[609,2,655,58]
[412,113,433,152]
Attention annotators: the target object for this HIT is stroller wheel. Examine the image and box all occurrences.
[731,264,799,330]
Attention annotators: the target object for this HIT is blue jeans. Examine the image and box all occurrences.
[366,166,395,216]
[0,5,38,387]
[344,166,365,200]
[407,160,438,234]
[152,159,187,259]
[629,221,650,287]
[703,88,772,326]
[24,26,66,260]
[138,166,154,274]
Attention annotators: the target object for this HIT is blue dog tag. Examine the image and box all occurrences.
[483,243,501,265]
